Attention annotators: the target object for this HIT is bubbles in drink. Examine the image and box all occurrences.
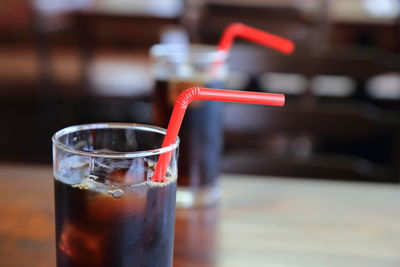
[109,189,124,198]
[86,182,149,223]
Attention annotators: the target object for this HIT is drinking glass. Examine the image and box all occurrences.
[150,44,227,208]
[52,123,179,267]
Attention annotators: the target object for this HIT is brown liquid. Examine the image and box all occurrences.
[153,80,223,188]
[54,168,176,267]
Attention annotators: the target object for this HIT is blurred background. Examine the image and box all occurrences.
[1,0,399,182]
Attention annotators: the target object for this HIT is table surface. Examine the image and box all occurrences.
[1,164,400,267]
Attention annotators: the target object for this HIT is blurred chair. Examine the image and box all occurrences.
[221,41,400,183]
[31,0,180,98]
[69,10,180,125]
[0,0,31,44]
[227,42,400,100]
[31,0,91,96]
[73,11,178,94]
[222,101,400,183]
[329,0,400,53]
[29,1,181,162]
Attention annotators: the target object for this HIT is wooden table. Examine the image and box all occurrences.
[1,164,400,266]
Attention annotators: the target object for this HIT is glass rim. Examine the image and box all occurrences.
[52,123,179,158]
[150,43,227,61]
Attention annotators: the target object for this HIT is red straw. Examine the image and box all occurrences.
[217,22,295,55]
[153,87,285,182]
[211,23,295,73]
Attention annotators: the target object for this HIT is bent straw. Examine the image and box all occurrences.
[211,22,295,73]
[153,87,285,182]
[218,22,295,55]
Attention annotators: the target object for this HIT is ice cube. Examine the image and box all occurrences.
[59,222,104,265]
[89,158,113,183]
[124,158,148,185]
[59,155,90,171]
[89,157,147,186]
[57,155,90,184]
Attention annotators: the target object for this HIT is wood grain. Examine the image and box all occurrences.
[0,164,55,266]
[1,164,400,266]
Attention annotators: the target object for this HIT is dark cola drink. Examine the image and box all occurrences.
[153,79,223,207]
[54,166,177,267]
[52,123,179,267]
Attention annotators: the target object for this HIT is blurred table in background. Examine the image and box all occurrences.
[2,164,400,266]
[1,0,400,182]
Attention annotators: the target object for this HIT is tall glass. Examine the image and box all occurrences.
[52,123,179,267]
[150,44,227,208]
